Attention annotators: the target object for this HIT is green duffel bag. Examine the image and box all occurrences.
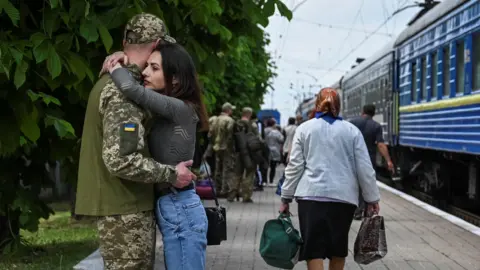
[259,213,303,269]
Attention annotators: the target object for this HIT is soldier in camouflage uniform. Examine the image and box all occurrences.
[75,13,195,270]
[211,102,237,196]
[203,115,218,176]
[229,107,257,202]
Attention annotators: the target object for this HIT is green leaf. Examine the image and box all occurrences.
[263,0,275,17]
[19,106,40,143]
[191,10,208,25]
[0,0,20,26]
[30,33,47,47]
[190,40,208,62]
[55,33,73,51]
[0,57,12,79]
[218,25,232,41]
[203,0,222,15]
[69,0,85,20]
[60,12,70,28]
[49,0,59,8]
[19,213,29,226]
[206,20,221,35]
[84,1,90,17]
[97,24,113,53]
[35,71,62,90]
[41,92,61,106]
[47,44,62,79]
[19,136,26,146]
[43,7,57,38]
[79,19,99,44]
[27,90,40,101]
[14,60,28,89]
[9,47,23,64]
[74,35,80,52]
[275,0,292,21]
[66,52,93,82]
[33,41,49,63]
[133,0,144,13]
[45,115,76,139]
[28,90,61,106]
[145,1,164,19]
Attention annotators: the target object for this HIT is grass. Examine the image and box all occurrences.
[0,203,98,270]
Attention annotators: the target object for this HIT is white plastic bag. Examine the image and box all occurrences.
[73,249,103,270]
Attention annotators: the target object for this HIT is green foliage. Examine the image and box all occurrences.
[0,0,291,251]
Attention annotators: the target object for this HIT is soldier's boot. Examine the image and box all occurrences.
[243,198,253,203]
[227,190,237,202]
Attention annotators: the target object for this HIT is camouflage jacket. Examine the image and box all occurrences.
[75,65,176,216]
[211,113,235,152]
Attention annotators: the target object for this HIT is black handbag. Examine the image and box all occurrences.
[202,160,227,245]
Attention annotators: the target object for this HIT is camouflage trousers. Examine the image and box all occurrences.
[97,211,156,270]
[214,150,237,194]
[228,164,256,201]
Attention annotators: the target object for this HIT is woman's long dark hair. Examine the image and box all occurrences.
[154,42,209,131]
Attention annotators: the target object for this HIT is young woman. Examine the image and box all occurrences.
[104,41,209,269]
[280,88,380,270]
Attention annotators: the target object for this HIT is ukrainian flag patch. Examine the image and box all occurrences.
[124,123,136,132]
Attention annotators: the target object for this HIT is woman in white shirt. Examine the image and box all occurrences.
[280,88,380,270]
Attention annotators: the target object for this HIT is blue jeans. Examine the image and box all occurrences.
[155,189,208,270]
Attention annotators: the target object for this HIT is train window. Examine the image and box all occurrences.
[443,46,450,96]
[456,40,465,94]
[421,57,427,100]
[411,61,417,102]
[432,52,438,99]
[473,33,480,90]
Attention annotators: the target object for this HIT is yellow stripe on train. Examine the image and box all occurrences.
[399,93,480,113]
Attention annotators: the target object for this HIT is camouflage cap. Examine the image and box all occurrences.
[124,13,176,45]
[222,102,236,111]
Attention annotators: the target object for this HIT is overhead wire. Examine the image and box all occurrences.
[317,2,416,81]
[381,0,390,35]
[334,0,365,57]
[292,18,393,37]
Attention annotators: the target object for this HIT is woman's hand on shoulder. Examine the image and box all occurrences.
[99,51,129,76]
[108,63,122,74]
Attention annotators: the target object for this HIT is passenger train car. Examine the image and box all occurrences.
[300,0,480,210]
[342,40,396,148]
[294,80,343,120]
[393,0,480,209]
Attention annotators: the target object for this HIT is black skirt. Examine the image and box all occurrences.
[297,200,356,261]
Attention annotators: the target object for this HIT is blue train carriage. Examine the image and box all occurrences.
[394,0,480,208]
[341,39,396,169]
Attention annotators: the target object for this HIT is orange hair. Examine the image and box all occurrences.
[309,87,341,119]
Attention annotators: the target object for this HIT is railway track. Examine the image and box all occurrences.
[377,176,480,228]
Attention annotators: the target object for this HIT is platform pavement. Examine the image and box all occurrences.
[77,176,480,270]
[153,184,478,270]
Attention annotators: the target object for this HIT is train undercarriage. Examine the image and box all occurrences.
[376,146,480,224]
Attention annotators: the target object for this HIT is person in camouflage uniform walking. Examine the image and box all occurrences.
[203,115,218,176]
[211,102,237,196]
[229,107,258,202]
[75,13,195,270]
